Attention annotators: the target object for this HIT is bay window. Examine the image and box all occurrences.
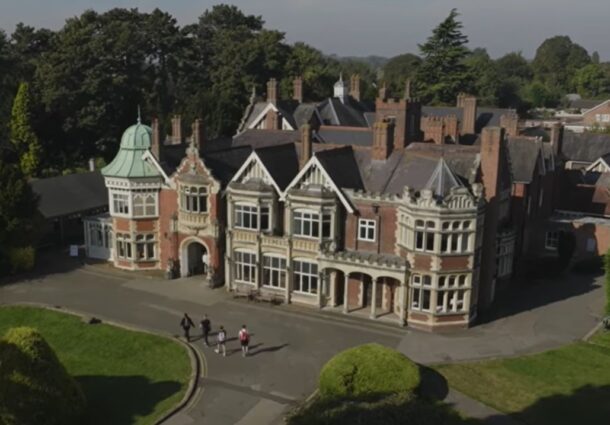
[293,209,332,238]
[116,233,132,259]
[234,251,257,284]
[440,220,472,254]
[135,234,156,260]
[111,191,129,215]
[180,186,208,213]
[234,203,271,231]
[262,255,287,289]
[293,260,318,294]
[410,274,432,311]
[133,191,157,217]
[414,220,435,252]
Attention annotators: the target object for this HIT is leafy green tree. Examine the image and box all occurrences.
[532,35,590,92]
[10,24,53,81]
[463,48,500,106]
[282,42,336,100]
[10,82,42,176]
[572,63,610,98]
[521,81,561,108]
[382,53,422,96]
[0,30,18,142]
[415,9,472,104]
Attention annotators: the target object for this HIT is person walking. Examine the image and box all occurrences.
[180,313,195,342]
[238,325,250,357]
[215,326,227,357]
[200,314,211,346]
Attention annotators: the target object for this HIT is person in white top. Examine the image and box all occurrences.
[215,326,227,357]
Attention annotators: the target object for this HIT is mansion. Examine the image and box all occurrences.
[73,75,610,332]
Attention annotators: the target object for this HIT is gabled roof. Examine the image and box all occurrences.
[317,98,370,127]
[583,99,610,114]
[31,171,107,219]
[232,129,301,150]
[256,144,300,190]
[561,132,610,163]
[424,157,464,197]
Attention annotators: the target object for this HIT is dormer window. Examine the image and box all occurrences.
[181,186,208,213]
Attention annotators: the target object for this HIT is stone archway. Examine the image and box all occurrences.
[180,238,209,278]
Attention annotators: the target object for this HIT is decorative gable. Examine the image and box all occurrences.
[284,157,354,213]
[230,152,282,195]
[173,144,220,193]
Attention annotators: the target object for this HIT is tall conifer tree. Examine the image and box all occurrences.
[10,82,41,177]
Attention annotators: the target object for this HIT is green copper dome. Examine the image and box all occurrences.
[101,121,162,179]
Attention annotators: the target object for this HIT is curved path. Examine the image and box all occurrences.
[0,256,603,424]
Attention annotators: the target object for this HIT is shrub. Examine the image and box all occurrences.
[8,246,35,273]
[318,344,420,401]
[0,327,86,425]
[287,392,471,425]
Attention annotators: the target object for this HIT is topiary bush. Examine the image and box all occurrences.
[318,343,421,401]
[0,327,86,425]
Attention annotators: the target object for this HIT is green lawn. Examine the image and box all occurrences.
[0,306,191,425]
[436,332,610,425]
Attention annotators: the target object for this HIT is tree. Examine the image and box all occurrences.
[10,82,42,176]
[0,150,39,274]
[572,63,610,98]
[382,53,422,95]
[0,327,85,425]
[532,36,591,92]
[463,48,500,106]
[604,248,610,315]
[415,9,472,104]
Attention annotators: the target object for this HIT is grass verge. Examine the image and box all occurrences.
[0,305,191,425]
[435,331,610,425]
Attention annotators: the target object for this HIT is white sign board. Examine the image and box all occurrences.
[69,245,79,257]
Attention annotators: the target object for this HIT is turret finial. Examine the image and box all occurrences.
[137,105,141,124]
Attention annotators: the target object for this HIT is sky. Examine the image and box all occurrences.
[0,0,609,60]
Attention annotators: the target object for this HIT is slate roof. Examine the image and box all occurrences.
[316,127,373,146]
[317,98,370,127]
[568,98,606,111]
[424,157,464,197]
[507,137,542,183]
[422,106,513,133]
[232,129,301,150]
[255,144,300,190]
[315,147,365,191]
[561,132,610,163]
[202,147,253,186]
[31,171,108,219]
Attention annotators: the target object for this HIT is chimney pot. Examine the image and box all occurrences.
[293,76,303,103]
[151,117,162,160]
[192,119,204,151]
[300,124,312,168]
[171,115,182,145]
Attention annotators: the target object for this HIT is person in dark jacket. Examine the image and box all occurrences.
[180,313,195,342]
[200,314,211,346]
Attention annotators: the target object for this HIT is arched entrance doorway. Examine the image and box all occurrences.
[180,240,208,278]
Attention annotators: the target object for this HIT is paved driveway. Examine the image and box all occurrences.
[0,258,603,424]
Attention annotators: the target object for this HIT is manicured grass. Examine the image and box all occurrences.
[0,306,191,425]
[436,332,610,425]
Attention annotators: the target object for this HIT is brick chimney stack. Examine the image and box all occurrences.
[372,119,394,160]
[192,119,204,151]
[480,126,504,202]
[152,117,162,159]
[460,94,477,135]
[424,117,445,145]
[550,122,563,156]
[300,124,312,169]
[293,76,303,103]
[171,115,182,145]
[267,78,278,105]
[500,112,519,137]
[350,74,361,101]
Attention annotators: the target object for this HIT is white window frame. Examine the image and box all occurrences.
[436,274,469,313]
[116,233,132,259]
[234,203,271,231]
[410,274,432,312]
[545,231,559,251]
[135,234,156,261]
[293,210,320,238]
[234,251,257,284]
[133,191,158,218]
[293,260,318,295]
[180,185,208,213]
[262,254,287,289]
[414,220,436,252]
[358,218,376,242]
[440,220,471,254]
[111,190,130,216]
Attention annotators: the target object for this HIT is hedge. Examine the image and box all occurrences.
[318,343,421,401]
[0,327,86,425]
[8,246,35,273]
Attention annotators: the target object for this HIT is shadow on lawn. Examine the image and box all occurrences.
[77,375,183,425]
